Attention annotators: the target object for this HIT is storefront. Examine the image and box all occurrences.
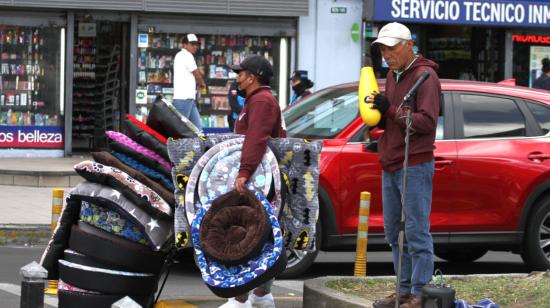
[0,0,306,156]
[133,14,296,133]
[364,0,550,86]
[0,11,66,157]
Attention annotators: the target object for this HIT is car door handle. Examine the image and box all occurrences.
[435,160,453,166]
[528,153,550,162]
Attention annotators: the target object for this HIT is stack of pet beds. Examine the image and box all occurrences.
[167,135,323,297]
[40,98,200,307]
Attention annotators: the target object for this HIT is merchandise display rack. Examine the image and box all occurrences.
[72,22,121,149]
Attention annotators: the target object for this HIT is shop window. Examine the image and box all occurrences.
[459,94,525,139]
[423,26,504,82]
[0,25,64,149]
[136,33,279,132]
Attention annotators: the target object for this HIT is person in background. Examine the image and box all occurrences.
[288,70,314,106]
[533,58,550,90]
[367,22,441,308]
[218,55,285,308]
[227,81,245,132]
[173,33,206,129]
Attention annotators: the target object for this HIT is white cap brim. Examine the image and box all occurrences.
[372,37,403,47]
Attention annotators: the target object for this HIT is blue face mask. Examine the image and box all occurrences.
[236,86,246,98]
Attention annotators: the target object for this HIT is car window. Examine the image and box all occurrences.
[525,101,550,135]
[284,87,359,139]
[352,115,444,142]
[460,94,526,139]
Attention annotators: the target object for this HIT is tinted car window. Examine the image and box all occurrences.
[460,94,526,139]
[284,87,359,139]
[526,101,550,135]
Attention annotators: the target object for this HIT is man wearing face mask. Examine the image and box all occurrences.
[231,55,286,195]
[217,55,285,308]
[288,70,314,106]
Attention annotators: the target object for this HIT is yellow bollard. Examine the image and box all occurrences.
[45,188,64,295]
[354,191,371,277]
[50,188,64,231]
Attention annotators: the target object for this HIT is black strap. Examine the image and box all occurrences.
[153,248,183,304]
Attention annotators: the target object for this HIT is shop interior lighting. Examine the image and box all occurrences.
[60,27,65,115]
[279,37,288,108]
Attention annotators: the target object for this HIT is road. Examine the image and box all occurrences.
[0,246,529,307]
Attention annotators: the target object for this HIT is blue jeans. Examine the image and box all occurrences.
[382,160,434,295]
[173,99,202,130]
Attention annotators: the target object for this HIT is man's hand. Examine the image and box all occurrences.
[371,93,390,116]
[234,177,248,193]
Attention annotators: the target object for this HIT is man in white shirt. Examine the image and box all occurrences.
[173,33,206,129]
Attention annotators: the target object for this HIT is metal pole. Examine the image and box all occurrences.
[354,191,371,276]
[395,107,412,308]
[64,11,74,156]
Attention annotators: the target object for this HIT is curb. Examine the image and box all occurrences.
[0,172,82,187]
[303,274,535,308]
[0,224,51,246]
[303,276,373,308]
[0,169,76,176]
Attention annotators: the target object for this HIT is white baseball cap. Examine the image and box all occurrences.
[184,33,199,44]
[372,22,412,47]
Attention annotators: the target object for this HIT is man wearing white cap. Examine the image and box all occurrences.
[367,22,441,308]
[173,33,205,129]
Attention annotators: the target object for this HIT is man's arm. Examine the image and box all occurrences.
[192,69,206,88]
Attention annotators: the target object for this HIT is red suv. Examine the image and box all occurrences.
[279,79,550,278]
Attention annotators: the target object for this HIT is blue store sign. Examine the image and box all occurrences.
[374,0,550,27]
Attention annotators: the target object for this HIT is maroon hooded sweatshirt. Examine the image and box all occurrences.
[378,55,441,172]
[235,86,286,179]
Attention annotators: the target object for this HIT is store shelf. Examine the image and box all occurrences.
[0,27,55,126]
[71,25,121,148]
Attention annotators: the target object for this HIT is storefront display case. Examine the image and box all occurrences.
[0,24,64,149]
[135,32,277,132]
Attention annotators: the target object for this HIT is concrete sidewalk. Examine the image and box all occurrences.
[0,156,88,245]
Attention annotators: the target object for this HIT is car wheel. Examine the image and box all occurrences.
[521,196,550,270]
[435,248,488,263]
[277,221,321,279]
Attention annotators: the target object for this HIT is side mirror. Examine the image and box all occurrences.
[365,127,383,153]
[369,127,384,141]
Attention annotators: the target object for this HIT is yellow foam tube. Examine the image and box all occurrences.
[358,66,381,126]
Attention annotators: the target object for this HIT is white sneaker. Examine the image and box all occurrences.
[249,293,276,308]
[219,297,253,308]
